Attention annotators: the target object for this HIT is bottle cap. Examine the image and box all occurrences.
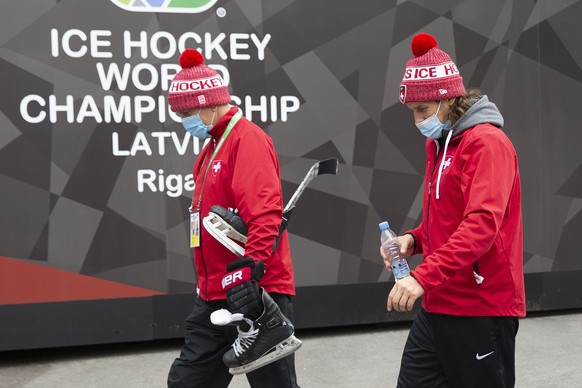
[378,221,389,230]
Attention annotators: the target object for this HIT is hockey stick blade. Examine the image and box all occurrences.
[316,157,340,175]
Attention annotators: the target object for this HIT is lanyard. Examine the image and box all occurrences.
[191,110,243,212]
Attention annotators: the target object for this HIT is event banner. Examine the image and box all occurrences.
[1,0,582,307]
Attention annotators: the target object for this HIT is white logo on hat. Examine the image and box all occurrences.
[198,95,206,105]
[439,89,448,95]
[399,85,407,104]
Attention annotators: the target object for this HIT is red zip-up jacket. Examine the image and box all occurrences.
[407,120,525,317]
[191,106,295,301]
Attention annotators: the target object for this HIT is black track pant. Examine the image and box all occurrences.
[397,308,519,388]
[167,293,300,388]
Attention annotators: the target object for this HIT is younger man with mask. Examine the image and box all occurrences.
[381,33,525,387]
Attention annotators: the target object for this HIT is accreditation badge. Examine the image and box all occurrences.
[190,211,200,248]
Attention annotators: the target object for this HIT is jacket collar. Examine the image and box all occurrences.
[208,106,239,139]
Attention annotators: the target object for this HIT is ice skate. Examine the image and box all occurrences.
[223,290,302,375]
[203,205,247,257]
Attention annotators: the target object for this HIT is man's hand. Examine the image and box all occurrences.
[379,234,415,271]
[223,258,265,320]
[387,275,424,312]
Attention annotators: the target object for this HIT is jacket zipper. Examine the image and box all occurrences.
[199,139,217,301]
[426,142,442,252]
[427,136,479,290]
[199,232,209,300]
[424,141,444,310]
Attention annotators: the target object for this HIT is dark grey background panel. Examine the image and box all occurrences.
[1,0,582,350]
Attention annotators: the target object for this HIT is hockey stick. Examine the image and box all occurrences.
[273,157,339,251]
[203,157,339,256]
[283,157,339,214]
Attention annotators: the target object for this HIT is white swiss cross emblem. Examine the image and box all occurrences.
[212,160,223,176]
[399,85,407,104]
[442,156,453,171]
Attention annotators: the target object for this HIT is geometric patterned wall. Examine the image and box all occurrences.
[1,0,581,306]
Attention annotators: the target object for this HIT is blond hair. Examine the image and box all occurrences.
[449,89,483,124]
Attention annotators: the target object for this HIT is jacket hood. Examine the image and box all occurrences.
[433,95,504,200]
[449,95,504,137]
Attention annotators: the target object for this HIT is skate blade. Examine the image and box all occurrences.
[208,211,248,243]
[202,215,245,257]
[228,335,302,375]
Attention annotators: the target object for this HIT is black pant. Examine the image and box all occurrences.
[167,293,300,388]
[397,308,519,388]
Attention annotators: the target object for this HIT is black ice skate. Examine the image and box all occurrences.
[223,290,302,375]
[211,290,302,375]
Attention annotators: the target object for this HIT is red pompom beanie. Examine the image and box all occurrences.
[168,49,231,112]
[399,33,465,104]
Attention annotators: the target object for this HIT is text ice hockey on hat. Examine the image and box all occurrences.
[170,75,225,93]
[402,62,459,81]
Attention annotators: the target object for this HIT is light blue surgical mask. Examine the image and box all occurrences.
[416,101,451,139]
[181,111,214,139]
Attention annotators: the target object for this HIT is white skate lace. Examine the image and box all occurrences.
[232,318,259,357]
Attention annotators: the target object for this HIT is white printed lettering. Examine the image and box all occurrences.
[402,62,459,81]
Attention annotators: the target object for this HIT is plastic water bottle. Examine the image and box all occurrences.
[379,221,410,281]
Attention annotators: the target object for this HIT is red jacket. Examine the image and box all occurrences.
[191,106,295,301]
[408,120,525,317]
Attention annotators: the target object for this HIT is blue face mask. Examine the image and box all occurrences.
[416,101,451,139]
[181,112,213,139]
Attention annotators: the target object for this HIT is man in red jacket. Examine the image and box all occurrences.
[381,33,525,387]
[166,49,300,388]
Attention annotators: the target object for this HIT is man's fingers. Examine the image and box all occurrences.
[394,287,408,312]
[387,284,404,311]
[406,296,416,312]
[398,294,409,312]
[380,247,392,271]
[387,290,394,311]
[388,279,422,312]
[387,286,399,311]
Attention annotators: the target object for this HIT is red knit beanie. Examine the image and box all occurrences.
[168,49,231,112]
[399,33,465,104]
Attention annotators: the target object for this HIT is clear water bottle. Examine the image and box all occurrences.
[379,221,410,281]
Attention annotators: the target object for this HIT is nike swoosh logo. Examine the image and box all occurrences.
[476,351,494,360]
